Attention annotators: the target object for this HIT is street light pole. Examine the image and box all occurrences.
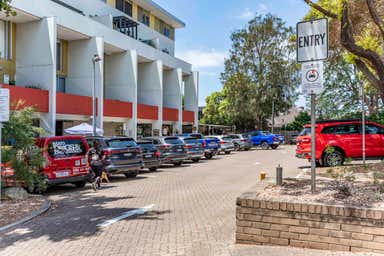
[92,54,102,136]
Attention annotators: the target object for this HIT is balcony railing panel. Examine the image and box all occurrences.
[182,110,195,123]
[113,16,138,40]
[163,107,178,122]
[3,84,49,113]
[137,104,158,120]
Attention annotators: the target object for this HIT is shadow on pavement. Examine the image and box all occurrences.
[0,188,171,249]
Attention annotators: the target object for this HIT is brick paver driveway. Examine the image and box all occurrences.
[2,146,369,256]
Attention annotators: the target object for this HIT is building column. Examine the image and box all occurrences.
[138,60,163,135]
[105,49,138,139]
[184,71,199,130]
[66,37,104,130]
[16,17,57,135]
[163,68,182,134]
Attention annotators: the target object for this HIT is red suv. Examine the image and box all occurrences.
[35,136,91,189]
[296,120,384,166]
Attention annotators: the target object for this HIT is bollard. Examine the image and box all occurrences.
[259,171,266,181]
[276,165,283,185]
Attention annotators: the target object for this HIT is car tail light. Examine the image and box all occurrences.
[241,139,247,142]
[155,150,161,158]
[161,144,172,149]
[220,141,225,145]
[186,145,193,149]
[201,141,206,147]
[103,149,112,159]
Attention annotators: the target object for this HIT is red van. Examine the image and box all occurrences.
[296,120,384,166]
[35,136,91,189]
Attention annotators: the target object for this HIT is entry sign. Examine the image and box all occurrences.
[297,18,328,63]
[0,88,9,122]
[302,61,324,95]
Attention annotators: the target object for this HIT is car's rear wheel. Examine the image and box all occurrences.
[192,158,200,163]
[234,144,241,151]
[271,145,278,150]
[261,142,269,150]
[323,150,344,167]
[205,153,213,159]
[73,181,86,188]
[149,167,157,172]
[173,161,182,167]
[124,172,138,178]
[225,151,231,155]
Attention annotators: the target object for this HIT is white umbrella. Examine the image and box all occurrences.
[64,123,103,135]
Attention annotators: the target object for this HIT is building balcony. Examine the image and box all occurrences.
[2,84,49,112]
[137,104,158,120]
[113,16,138,40]
[163,107,178,122]
[182,110,195,123]
[104,98,132,118]
[56,92,92,116]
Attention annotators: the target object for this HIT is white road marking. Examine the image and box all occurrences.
[97,204,155,228]
[253,162,261,165]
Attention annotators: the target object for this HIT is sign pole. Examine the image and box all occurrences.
[361,83,366,165]
[310,93,316,193]
[0,123,2,205]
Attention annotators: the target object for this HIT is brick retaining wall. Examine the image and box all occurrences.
[236,196,384,253]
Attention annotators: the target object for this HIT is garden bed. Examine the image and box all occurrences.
[236,163,384,253]
[0,195,46,229]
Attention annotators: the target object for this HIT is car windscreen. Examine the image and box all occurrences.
[47,139,87,158]
[299,127,311,136]
[137,141,155,149]
[164,138,184,145]
[183,138,200,144]
[106,138,137,148]
[190,134,203,139]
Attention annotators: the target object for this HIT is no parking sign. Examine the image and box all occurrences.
[302,61,324,95]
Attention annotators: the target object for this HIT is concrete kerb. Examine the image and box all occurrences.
[0,197,51,233]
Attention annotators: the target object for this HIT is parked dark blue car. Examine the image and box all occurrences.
[246,131,280,150]
[177,133,220,159]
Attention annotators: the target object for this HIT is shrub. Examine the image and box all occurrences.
[2,101,46,192]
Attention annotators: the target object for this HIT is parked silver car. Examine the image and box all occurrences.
[206,135,235,154]
[180,137,205,163]
[227,134,252,151]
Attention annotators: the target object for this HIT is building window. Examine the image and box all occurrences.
[56,76,66,93]
[116,0,132,17]
[56,40,62,72]
[138,6,150,26]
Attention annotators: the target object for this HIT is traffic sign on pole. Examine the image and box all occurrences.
[302,61,324,95]
[297,18,328,63]
[297,18,328,194]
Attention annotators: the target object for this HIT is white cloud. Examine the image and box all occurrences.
[257,3,268,13]
[178,49,226,69]
[238,8,254,20]
[236,4,269,20]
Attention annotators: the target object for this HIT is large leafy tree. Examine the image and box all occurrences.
[304,0,384,101]
[221,14,299,130]
[200,91,229,125]
[1,0,15,16]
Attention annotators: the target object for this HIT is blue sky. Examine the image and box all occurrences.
[155,0,310,106]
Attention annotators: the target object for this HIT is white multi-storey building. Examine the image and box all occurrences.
[0,0,199,138]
